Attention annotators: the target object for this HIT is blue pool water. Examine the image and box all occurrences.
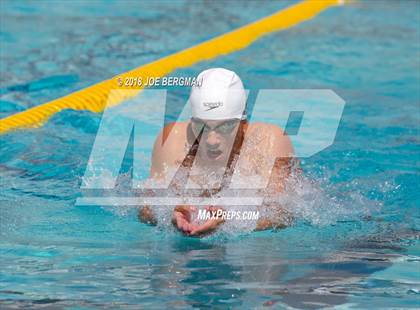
[1,0,419,308]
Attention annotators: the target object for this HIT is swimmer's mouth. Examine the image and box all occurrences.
[206,149,223,159]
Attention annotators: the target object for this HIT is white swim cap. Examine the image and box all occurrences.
[189,68,247,120]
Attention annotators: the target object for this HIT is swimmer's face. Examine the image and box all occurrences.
[191,118,241,162]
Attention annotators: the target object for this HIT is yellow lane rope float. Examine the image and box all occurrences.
[0,0,348,134]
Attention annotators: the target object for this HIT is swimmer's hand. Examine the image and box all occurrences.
[172,206,224,236]
[172,205,197,235]
[138,206,157,225]
[255,209,293,231]
[255,218,287,231]
[189,206,225,237]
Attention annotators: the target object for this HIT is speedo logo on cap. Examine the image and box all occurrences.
[203,101,223,111]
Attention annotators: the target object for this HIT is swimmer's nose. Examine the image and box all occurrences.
[205,131,221,149]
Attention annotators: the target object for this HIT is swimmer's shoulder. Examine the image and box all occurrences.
[247,122,286,135]
[153,121,188,154]
[246,122,294,157]
[151,122,189,175]
[160,122,189,144]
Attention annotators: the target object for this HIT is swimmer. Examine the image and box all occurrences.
[139,68,296,236]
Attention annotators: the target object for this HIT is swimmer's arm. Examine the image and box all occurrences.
[137,128,167,225]
[138,137,164,225]
[138,123,184,225]
[255,125,296,231]
[265,124,295,193]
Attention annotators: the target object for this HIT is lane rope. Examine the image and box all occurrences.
[0,0,347,134]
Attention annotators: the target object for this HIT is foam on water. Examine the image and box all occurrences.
[81,162,380,237]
